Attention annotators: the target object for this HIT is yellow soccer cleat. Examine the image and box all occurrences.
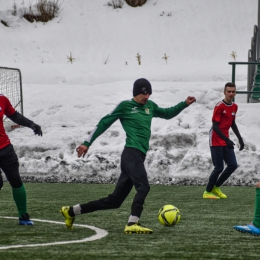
[203,191,220,199]
[212,186,227,199]
[60,206,75,229]
[124,223,153,234]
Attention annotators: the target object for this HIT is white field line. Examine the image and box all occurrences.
[0,216,108,250]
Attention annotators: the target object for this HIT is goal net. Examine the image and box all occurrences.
[0,67,23,131]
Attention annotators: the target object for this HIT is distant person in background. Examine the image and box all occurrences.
[234,182,260,236]
[0,94,42,225]
[60,78,196,234]
[203,82,244,199]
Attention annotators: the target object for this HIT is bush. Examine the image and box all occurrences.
[21,0,63,23]
[1,20,9,27]
[125,0,147,7]
[107,0,124,9]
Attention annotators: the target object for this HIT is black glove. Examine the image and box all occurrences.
[239,138,244,151]
[225,138,235,149]
[30,122,42,136]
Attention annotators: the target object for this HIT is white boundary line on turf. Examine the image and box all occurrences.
[0,216,108,250]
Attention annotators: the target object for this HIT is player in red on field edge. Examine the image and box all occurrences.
[0,94,42,225]
[203,82,244,200]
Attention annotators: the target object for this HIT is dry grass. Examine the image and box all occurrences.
[20,0,63,24]
[107,0,124,9]
[1,20,9,27]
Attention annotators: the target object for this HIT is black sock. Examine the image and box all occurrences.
[68,207,75,217]
[127,222,137,226]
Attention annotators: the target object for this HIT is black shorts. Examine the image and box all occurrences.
[0,144,22,188]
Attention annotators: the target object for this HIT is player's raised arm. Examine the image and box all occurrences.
[185,96,196,105]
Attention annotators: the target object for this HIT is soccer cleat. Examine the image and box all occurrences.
[60,206,75,229]
[234,224,260,236]
[19,213,34,225]
[212,186,227,199]
[124,222,153,234]
[203,191,220,199]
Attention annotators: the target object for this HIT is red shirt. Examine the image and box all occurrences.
[209,100,238,146]
[0,95,16,149]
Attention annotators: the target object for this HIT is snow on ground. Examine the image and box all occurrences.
[0,0,259,185]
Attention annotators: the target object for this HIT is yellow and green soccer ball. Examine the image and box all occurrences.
[158,204,181,226]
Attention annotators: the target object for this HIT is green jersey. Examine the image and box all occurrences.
[83,98,188,154]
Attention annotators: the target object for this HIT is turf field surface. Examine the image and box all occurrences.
[0,183,259,260]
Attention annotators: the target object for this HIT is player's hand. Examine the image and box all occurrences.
[30,123,42,136]
[185,96,196,106]
[76,145,89,158]
[239,138,244,151]
[225,138,235,149]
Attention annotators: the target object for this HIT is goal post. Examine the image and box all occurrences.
[0,67,24,131]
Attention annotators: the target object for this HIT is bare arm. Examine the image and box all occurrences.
[185,96,196,106]
[76,145,89,158]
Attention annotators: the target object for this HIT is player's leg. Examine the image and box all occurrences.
[126,149,150,222]
[203,146,224,199]
[234,182,260,236]
[61,148,134,229]
[122,148,152,233]
[0,169,3,190]
[79,170,133,212]
[253,182,260,228]
[0,144,33,225]
[213,147,237,198]
[61,172,133,229]
[216,147,237,185]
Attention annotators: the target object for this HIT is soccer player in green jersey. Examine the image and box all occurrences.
[61,78,196,233]
[234,182,260,236]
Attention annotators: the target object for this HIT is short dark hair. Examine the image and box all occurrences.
[224,82,236,91]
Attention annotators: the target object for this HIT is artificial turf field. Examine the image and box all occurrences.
[0,183,260,260]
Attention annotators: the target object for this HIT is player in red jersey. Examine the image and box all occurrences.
[0,94,42,225]
[203,82,244,199]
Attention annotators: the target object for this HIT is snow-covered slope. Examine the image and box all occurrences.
[0,0,259,185]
